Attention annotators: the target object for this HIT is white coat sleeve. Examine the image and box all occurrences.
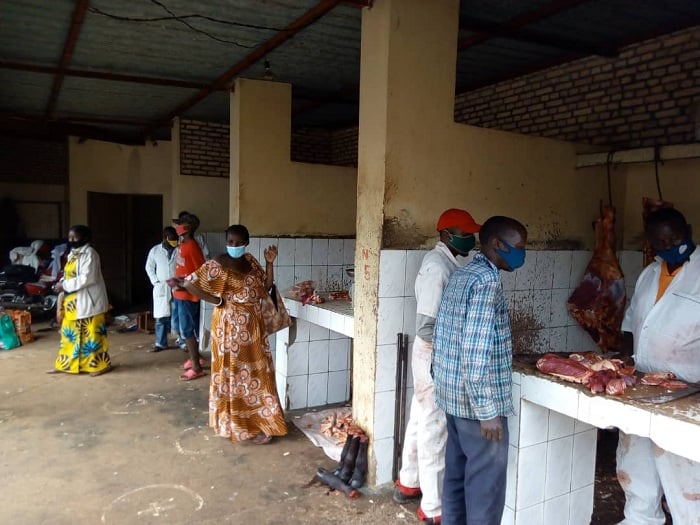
[145,248,159,285]
[61,249,99,293]
[415,262,451,319]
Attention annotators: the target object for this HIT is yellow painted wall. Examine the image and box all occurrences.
[620,158,700,249]
[230,78,357,236]
[68,137,172,226]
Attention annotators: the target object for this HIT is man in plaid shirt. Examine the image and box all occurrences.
[432,216,527,525]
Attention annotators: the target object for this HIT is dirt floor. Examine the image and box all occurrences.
[1,320,645,525]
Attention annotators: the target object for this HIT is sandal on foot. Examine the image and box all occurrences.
[251,433,273,445]
[179,369,207,381]
[90,365,113,377]
[181,358,207,370]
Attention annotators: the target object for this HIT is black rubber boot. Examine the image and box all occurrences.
[333,433,354,477]
[349,438,368,489]
[338,435,361,483]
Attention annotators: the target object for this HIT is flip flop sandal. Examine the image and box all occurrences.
[181,358,208,370]
[90,365,113,377]
[179,369,207,381]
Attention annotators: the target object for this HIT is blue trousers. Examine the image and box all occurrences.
[154,316,170,348]
[442,414,509,525]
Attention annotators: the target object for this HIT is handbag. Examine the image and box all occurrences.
[262,284,293,335]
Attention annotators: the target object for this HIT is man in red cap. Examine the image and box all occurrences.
[394,208,481,525]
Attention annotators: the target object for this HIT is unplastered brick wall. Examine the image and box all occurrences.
[179,119,229,178]
[0,137,67,184]
[454,27,700,148]
[291,126,358,167]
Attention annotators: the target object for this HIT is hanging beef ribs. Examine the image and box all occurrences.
[567,206,626,352]
[642,197,674,268]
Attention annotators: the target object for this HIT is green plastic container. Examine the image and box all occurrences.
[0,312,20,350]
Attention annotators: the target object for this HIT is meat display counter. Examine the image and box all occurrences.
[503,360,700,525]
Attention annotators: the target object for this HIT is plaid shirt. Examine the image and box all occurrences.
[432,252,514,420]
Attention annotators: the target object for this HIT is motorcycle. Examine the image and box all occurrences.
[0,264,60,317]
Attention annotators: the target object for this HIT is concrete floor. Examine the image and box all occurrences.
[1,322,418,525]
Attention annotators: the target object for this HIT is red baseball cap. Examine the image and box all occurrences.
[436,209,481,233]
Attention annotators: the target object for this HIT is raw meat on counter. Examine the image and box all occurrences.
[536,352,636,396]
[640,372,687,390]
[567,206,626,352]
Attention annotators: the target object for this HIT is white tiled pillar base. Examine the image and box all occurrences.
[275,320,351,410]
[503,373,596,525]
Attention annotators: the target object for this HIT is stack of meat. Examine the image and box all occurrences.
[638,372,688,390]
[536,352,637,395]
[567,206,626,352]
[318,408,354,445]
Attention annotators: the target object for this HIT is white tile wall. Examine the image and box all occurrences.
[571,429,597,491]
[379,250,407,297]
[520,400,549,447]
[544,436,574,500]
[516,442,547,509]
[544,493,570,525]
[327,370,350,404]
[374,390,397,440]
[373,436,394,485]
[295,238,312,265]
[515,503,543,525]
[328,239,345,265]
[569,484,594,525]
[308,340,329,374]
[377,297,405,345]
[307,373,329,407]
[312,238,329,266]
[375,344,398,393]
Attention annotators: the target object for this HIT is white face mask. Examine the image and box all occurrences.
[226,245,246,258]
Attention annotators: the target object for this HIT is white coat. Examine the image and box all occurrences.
[60,245,109,319]
[145,243,177,319]
[415,241,465,319]
[622,249,700,382]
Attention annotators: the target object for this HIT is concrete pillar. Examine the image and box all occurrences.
[354,0,460,485]
[229,78,292,228]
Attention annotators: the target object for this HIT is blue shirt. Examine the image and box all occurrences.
[432,252,514,420]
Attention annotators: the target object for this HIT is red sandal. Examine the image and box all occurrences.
[181,358,208,370]
[179,369,207,381]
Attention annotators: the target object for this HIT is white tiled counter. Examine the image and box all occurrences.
[274,297,354,410]
[504,365,700,525]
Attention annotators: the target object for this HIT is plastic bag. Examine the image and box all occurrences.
[0,312,21,350]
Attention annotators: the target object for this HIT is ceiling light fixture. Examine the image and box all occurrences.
[263,60,274,81]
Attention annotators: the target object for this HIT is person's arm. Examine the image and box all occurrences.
[415,262,450,343]
[180,279,222,306]
[145,248,158,285]
[460,281,503,440]
[263,245,278,290]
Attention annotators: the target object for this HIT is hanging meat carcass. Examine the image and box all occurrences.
[642,197,674,268]
[567,206,626,352]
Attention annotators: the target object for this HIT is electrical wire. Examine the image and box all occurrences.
[87,0,286,48]
[654,145,664,200]
[606,150,614,207]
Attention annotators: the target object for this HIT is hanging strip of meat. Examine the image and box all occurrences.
[567,206,626,352]
[642,197,674,268]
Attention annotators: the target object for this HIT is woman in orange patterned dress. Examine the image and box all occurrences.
[178,224,287,445]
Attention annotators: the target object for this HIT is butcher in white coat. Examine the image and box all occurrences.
[617,207,700,525]
[145,226,178,351]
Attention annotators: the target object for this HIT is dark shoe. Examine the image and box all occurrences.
[338,435,360,483]
[349,437,368,489]
[392,481,421,503]
[333,433,354,477]
[149,344,168,353]
[417,507,441,524]
[90,365,113,377]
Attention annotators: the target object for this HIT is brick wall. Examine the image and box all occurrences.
[180,119,230,177]
[0,137,67,184]
[291,126,359,167]
[454,27,700,148]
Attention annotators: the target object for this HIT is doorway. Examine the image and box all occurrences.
[87,192,163,311]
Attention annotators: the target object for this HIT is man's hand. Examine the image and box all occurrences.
[480,417,503,441]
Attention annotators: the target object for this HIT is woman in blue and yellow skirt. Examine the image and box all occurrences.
[49,225,112,376]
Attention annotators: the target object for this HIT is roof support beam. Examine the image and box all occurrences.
[45,0,89,118]
[144,0,343,138]
[458,15,616,57]
[458,0,595,51]
[1,61,209,90]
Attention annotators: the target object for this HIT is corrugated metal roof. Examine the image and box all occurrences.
[0,0,697,142]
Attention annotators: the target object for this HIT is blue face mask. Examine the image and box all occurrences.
[496,239,526,271]
[657,239,694,265]
[226,245,246,258]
